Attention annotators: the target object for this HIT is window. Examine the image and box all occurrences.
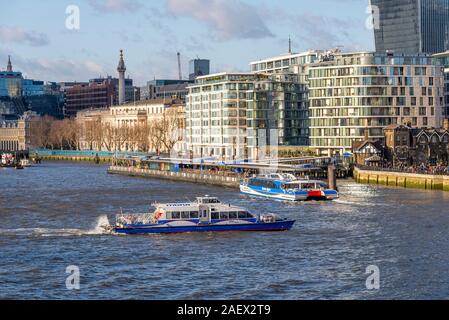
[211,212,219,220]
[238,211,250,219]
[181,212,189,219]
[172,212,180,219]
[220,212,229,220]
[229,212,238,219]
[190,211,199,219]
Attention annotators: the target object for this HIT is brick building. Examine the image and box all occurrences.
[64,81,117,117]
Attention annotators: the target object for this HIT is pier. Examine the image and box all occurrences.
[108,157,350,189]
[108,165,241,188]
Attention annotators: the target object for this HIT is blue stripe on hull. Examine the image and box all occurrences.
[240,191,297,202]
[241,190,338,201]
[114,221,295,234]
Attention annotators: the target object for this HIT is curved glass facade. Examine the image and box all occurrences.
[372,0,449,54]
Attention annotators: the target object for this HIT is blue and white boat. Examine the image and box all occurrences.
[111,197,295,234]
[240,173,339,201]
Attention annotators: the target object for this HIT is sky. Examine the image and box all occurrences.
[0,0,375,86]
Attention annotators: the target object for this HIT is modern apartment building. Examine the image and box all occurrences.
[309,51,445,156]
[371,0,449,54]
[249,49,339,147]
[433,51,449,117]
[250,50,325,75]
[186,72,307,160]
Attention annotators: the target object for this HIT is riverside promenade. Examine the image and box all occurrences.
[354,167,449,192]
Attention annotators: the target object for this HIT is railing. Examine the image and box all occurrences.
[356,165,449,176]
[30,149,156,158]
[109,166,241,185]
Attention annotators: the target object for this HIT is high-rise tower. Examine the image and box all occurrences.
[371,0,449,54]
[117,50,126,105]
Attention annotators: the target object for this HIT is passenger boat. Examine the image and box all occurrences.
[110,196,295,234]
[240,173,339,201]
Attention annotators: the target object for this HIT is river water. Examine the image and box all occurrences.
[1,161,449,300]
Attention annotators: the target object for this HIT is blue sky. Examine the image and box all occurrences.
[0,0,374,86]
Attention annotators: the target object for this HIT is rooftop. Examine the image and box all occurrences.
[114,98,184,108]
[249,49,327,65]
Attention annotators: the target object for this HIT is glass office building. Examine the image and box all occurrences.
[189,59,210,81]
[372,0,449,54]
[433,51,449,117]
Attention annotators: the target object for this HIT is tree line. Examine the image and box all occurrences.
[29,108,184,154]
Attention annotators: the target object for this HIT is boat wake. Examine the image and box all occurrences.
[0,215,113,238]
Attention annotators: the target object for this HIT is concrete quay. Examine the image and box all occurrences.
[354,167,449,192]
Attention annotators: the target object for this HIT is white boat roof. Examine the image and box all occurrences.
[154,197,246,211]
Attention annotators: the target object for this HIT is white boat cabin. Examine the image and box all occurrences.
[154,197,256,222]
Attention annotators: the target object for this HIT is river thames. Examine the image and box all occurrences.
[1,161,449,299]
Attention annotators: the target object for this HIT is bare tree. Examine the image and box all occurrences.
[29,115,54,149]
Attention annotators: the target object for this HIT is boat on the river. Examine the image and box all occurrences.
[109,196,295,234]
[240,173,339,201]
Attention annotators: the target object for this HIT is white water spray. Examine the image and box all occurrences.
[0,215,113,237]
[88,215,111,235]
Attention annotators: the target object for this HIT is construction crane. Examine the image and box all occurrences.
[177,52,182,80]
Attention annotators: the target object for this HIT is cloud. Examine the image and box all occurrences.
[0,49,108,82]
[166,0,274,40]
[88,0,143,14]
[294,14,357,49]
[0,26,49,47]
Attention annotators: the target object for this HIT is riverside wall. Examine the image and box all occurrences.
[354,167,449,192]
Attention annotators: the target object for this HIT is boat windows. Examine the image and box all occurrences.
[190,211,199,219]
[301,183,315,189]
[238,211,251,219]
[165,212,172,219]
[285,183,300,190]
[229,212,238,219]
[181,212,190,219]
[172,212,181,219]
[248,178,276,189]
[200,198,221,204]
[220,212,229,220]
[211,212,220,220]
[317,183,328,189]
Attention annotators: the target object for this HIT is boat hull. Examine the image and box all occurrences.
[114,220,295,234]
[240,185,338,201]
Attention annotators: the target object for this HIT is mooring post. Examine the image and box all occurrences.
[328,165,337,190]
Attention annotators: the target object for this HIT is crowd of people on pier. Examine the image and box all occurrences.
[367,163,449,175]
